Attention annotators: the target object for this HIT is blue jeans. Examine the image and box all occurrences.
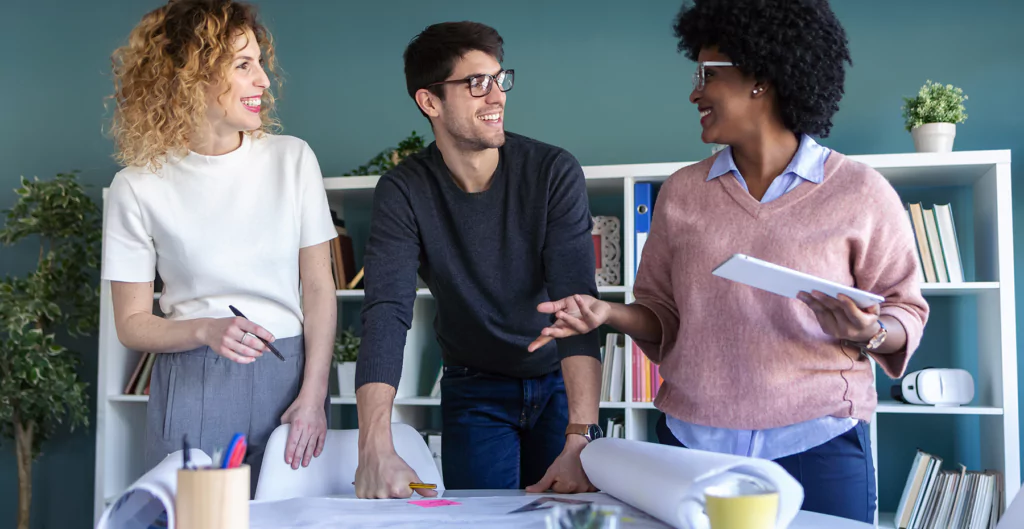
[440,365,569,489]
[656,413,877,523]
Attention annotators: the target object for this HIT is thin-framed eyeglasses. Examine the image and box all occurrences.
[426,69,514,97]
[692,61,734,92]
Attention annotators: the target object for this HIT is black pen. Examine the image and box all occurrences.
[182,434,193,470]
[228,305,285,361]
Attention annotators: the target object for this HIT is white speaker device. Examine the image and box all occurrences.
[892,368,975,406]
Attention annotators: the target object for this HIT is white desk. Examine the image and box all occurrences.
[249,489,873,529]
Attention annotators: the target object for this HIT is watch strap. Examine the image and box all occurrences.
[842,320,887,351]
[565,424,590,437]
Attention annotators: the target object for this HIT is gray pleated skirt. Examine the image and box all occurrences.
[143,334,324,496]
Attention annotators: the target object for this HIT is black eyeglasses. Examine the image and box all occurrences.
[426,69,514,97]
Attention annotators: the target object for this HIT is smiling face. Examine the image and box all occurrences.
[204,28,269,136]
[432,50,507,151]
[688,46,766,146]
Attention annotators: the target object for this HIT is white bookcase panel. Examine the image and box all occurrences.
[94,150,1018,524]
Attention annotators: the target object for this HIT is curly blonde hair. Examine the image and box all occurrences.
[109,0,281,169]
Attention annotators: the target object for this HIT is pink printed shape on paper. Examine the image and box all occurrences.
[409,499,461,508]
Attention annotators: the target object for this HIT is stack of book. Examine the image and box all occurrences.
[604,416,625,439]
[894,449,1004,529]
[329,211,360,290]
[600,333,625,402]
[906,203,964,283]
[632,342,662,403]
[123,353,155,395]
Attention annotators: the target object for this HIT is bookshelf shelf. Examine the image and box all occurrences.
[874,403,1003,415]
[94,149,1018,525]
[108,395,149,403]
[328,398,640,408]
[335,285,629,300]
[919,282,999,295]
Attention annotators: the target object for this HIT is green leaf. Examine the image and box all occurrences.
[333,327,361,364]
[0,170,96,458]
[901,80,968,132]
[343,131,426,176]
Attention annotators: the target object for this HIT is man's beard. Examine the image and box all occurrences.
[443,112,505,151]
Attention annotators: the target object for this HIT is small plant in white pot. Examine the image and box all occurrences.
[334,328,360,398]
[902,80,968,152]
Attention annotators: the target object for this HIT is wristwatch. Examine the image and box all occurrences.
[844,320,888,351]
[565,423,604,442]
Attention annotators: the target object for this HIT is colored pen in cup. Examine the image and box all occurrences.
[228,305,284,361]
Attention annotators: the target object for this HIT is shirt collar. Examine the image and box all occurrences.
[707,134,828,184]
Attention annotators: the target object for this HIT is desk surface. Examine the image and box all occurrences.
[249,489,873,529]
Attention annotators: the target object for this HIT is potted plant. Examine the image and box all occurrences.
[344,131,425,176]
[0,172,97,529]
[901,80,968,152]
[334,327,360,397]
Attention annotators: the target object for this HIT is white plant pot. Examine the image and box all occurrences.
[336,362,357,398]
[911,122,956,153]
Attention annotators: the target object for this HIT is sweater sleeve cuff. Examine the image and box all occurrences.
[632,298,679,364]
[354,355,402,391]
[872,304,925,379]
[353,319,407,390]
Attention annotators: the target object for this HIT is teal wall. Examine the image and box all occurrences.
[2,0,1023,526]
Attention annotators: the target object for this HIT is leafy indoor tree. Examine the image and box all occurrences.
[0,171,98,529]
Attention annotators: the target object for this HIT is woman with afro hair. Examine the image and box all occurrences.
[533,0,929,521]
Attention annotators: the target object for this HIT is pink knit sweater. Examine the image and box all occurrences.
[633,151,929,430]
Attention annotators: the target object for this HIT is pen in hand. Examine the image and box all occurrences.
[228,305,285,361]
[350,481,437,490]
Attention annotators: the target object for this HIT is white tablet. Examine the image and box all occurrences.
[711,253,885,309]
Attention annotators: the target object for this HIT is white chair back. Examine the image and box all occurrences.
[253,423,443,501]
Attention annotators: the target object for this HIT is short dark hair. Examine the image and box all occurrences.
[673,0,852,137]
[403,21,504,113]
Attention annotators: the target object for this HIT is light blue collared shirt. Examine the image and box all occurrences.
[665,134,858,461]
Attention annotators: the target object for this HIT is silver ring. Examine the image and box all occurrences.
[241,332,256,344]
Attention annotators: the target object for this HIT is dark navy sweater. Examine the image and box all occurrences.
[355,132,600,389]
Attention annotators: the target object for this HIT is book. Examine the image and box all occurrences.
[123,353,149,394]
[909,203,938,283]
[895,449,1004,528]
[934,204,965,283]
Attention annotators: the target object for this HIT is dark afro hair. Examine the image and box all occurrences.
[673,0,852,137]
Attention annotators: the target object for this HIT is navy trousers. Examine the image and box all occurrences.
[440,365,569,489]
[656,413,877,523]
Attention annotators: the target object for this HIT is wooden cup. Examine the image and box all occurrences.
[176,465,249,529]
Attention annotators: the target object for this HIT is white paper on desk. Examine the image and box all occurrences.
[580,438,803,529]
[249,493,670,529]
[95,449,212,529]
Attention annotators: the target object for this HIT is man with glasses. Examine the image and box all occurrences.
[353,21,602,498]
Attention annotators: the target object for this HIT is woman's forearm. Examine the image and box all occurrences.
[607,302,663,344]
[112,280,211,353]
[117,312,209,353]
[298,284,336,402]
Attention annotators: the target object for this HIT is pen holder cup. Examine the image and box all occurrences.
[176,465,249,529]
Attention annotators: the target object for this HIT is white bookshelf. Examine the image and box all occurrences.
[93,149,1019,525]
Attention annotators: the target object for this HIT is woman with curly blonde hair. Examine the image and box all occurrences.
[102,0,337,494]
